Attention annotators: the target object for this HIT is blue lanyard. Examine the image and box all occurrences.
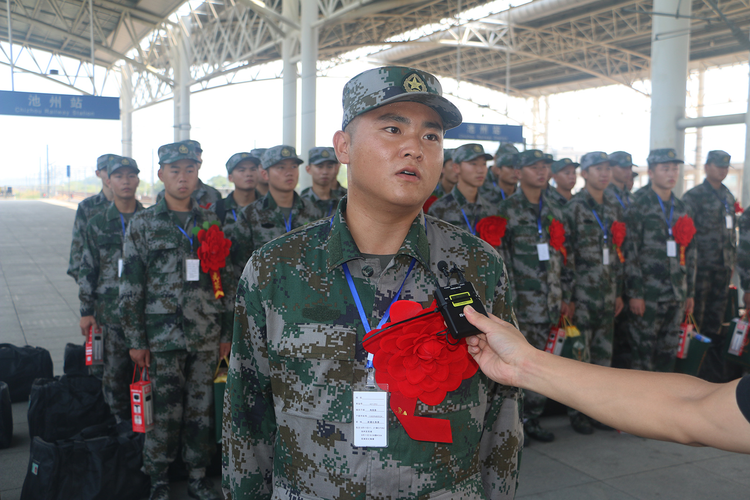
[232,209,237,221]
[326,201,335,218]
[460,208,476,236]
[177,220,197,250]
[613,192,627,209]
[591,208,607,242]
[657,195,674,237]
[537,198,544,240]
[493,182,506,201]
[342,257,417,369]
[119,214,126,237]
[283,211,293,232]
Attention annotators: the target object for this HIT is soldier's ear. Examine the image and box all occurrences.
[333,130,351,165]
[260,169,269,183]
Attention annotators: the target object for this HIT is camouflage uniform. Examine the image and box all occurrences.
[737,208,750,297]
[479,144,518,204]
[682,150,736,382]
[67,154,116,282]
[624,150,697,372]
[546,158,579,208]
[499,152,564,422]
[299,147,344,219]
[120,143,233,483]
[223,204,522,499]
[79,157,143,418]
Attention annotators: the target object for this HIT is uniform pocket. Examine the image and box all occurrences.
[145,240,181,314]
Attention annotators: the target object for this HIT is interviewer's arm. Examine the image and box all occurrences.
[464,306,750,454]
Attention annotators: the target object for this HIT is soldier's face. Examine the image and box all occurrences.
[519,161,549,189]
[649,162,680,190]
[306,160,339,188]
[611,165,632,185]
[454,157,487,189]
[442,160,459,184]
[334,101,443,211]
[581,162,611,191]
[553,165,577,191]
[262,159,299,193]
[158,160,199,200]
[228,161,258,191]
[498,165,518,185]
[108,168,140,200]
[705,163,729,184]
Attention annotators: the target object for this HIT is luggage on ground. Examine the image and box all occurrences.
[0,381,12,449]
[0,344,53,402]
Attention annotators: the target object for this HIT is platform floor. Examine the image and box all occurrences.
[1,199,749,500]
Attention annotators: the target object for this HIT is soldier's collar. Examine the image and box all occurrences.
[106,201,120,221]
[263,191,303,212]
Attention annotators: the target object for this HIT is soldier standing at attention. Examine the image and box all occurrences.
[480,143,519,203]
[682,150,737,382]
[78,155,143,421]
[244,145,321,249]
[737,206,750,308]
[156,140,222,207]
[300,146,344,218]
[499,149,565,443]
[606,151,635,210]
[432,148,457,198]
[428,143,499,233]
[67,154,116,282]
[223,66,522,499]
[120,141,232,500]
[547,158,579,206]
[624,148,696,373]
[562,152,625,434]
[250,148,269,197]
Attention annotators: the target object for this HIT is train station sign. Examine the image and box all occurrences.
[445,122,523,143]
[0,90,120,120]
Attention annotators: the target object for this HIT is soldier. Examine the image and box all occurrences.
[606,151,635,210]
[498,149,565,443]
[244,145,321,249]
[480,143,518,203]
[120,141,232,500]
[78,155,143,421]
[156,140,222,207]
[738,208,750,310]
[428,143,499,235]
[624,148,696,373]
[682,150,737,382]
[432,148,457,198]
[251,148,269,197]
[67,154,116,282]
[547,158,579,206]
[300,146,344,218]
[562,151,625,433]
[223,66,522,499]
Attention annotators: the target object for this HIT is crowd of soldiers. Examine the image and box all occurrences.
[65,63,750,500]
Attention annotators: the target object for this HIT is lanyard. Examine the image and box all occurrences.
[327,201,335,218]
[177,220,197,250]
[657,195,674,237]
[492,182,507,201]
[711,187,731,215]
[613,192,627,209]
[283,210,293,232]
[342,257,417,369]
[460,208,476,236]
[232,209,237,222]
[591,208,607,243]
[119,214,126,238]
[537,198,544,240]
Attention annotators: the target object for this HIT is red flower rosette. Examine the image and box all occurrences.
[194,223,232,298]
[735,201,744,215]
[672,215,696,266]
[363,300,478,443]
[423,195,438,214]
[611,221,626,263]
[548,218,567,264]
[476,216,507,246]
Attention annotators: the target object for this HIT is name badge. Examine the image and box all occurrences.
[353,391,388,447]
[185,259,200,281]
[726,215,733,229]
[537,243,550,261]
[118,258,124,278]
[667,240,677,258]
[603,247,610,265]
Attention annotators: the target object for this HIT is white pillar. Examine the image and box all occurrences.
[299,0,317,190]
[282,0,298,148]
[173,19,192,141]
[121,64,133,157]
[649,0,691,195]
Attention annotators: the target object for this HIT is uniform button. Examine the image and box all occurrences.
[362,266,374,277]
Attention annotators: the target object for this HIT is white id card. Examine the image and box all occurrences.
[537,243,550,261]
[118,259,124,278]
[667,240,677,258]
[726,215,733,229]
[603,247,610,265]
[185,259,200,281]
[353,391,388,447]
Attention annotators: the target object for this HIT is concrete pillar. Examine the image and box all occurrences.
[282,0,298,148]
[298,0,317,190]
[649,0,691,195]
[173,18,192,141]
[121,64,133,157]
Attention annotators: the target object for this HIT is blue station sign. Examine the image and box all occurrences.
[445,122,523,143]
[0,90,120,120]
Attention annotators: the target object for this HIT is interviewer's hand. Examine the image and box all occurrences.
[463,306,535,388]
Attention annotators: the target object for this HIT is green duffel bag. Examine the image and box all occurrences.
[674,313,711,376]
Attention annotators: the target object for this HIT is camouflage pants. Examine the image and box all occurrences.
[611,298,631,369]
[694,268,732,382]
[87,325,134,419]
[627,300,685,372]
[574,304,615,367]
[518,322,552,420]
[143,349,217,481]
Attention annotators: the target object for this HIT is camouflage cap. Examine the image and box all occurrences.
[706,150,731,168]
[580,151,609,171]
[107,156,140,176]
[182,139,202,153]
[608,151,635,168]
[452,143,493,164]
[496,152,518,168]
[250,148,267,160]
[309,147,339,165]
[647,148,684,166]
[226,152,261,174]
[261,145,304,170]
[96,154,117,171]
[443,148,455,164]
[550,158,580,174]
[341,66,462,131]
[515,149,552,169]
[158,141,201,165]
[495,143,519,158]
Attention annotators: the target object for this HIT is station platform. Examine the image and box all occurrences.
[1,199,749,499]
